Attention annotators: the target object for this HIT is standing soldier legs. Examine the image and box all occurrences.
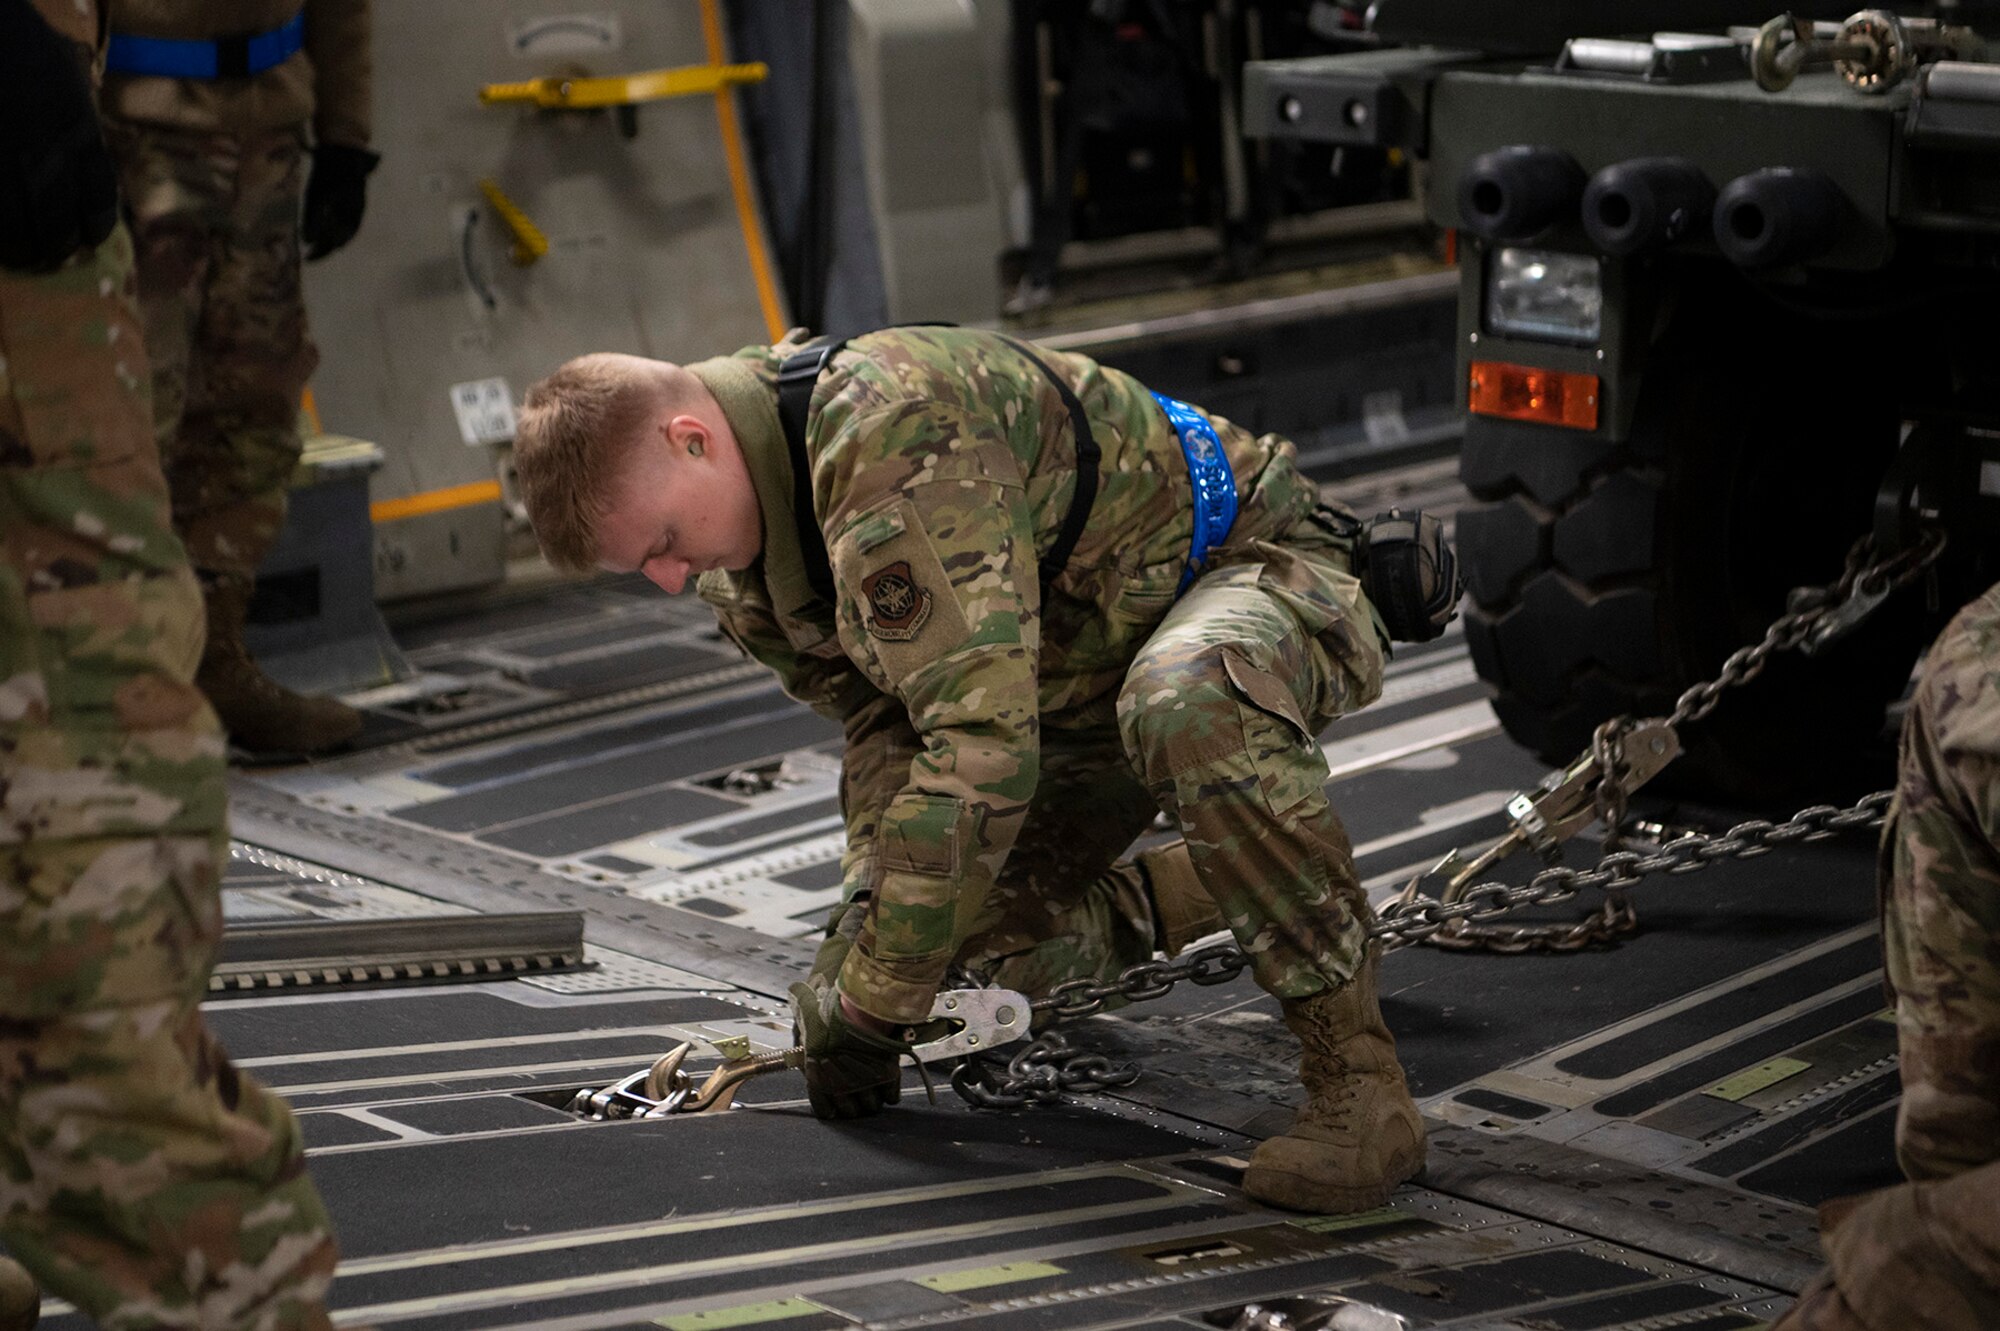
[105,119,359,756]
[0,229,338,1328]
[1118,553,1425,1213]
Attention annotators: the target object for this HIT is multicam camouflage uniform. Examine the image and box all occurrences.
[101,0,371,587]
[1772,581,2000,1331]
[93,2,373,755]
[692,326,1391,1024]
[0,3,338,1325]
[101,119,319,587]
[100,0,372,589]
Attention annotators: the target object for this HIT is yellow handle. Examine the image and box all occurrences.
[479,60,767,109]
[478,179,549,266]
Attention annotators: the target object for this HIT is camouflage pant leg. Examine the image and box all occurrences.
[1772,1160,2000,1331]
[954,729,1161,1005]
[1881,579,2000,1183]
[1116,541,1388,1000]
[105,119,318,579]
[0,231,336,1329]
[832,701,1162,1010]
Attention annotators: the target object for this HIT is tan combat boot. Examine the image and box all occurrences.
[196,575,362,756]
[1138,841,1226,956]
[1242,950,1426,1213]
[0,1255,37,1331]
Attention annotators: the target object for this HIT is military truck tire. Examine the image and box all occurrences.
[1456,275,1921,803]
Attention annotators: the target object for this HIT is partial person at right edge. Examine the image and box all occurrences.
[1769,581,2000,1331]
[99,0,378,757]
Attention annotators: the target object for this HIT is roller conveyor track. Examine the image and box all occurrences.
[211,911,589,993]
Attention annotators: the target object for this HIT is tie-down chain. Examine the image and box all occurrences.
[1396,527,1943,952]
[956,527,1939,1101]
[575,530,1938,1114]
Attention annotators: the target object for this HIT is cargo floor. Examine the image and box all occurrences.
[33,457,1891,1330]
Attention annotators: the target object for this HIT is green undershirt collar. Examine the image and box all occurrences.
[687,354,819,622]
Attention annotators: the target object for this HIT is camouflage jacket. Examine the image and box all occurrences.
[100,0,372,149]
[692,327,1357,939]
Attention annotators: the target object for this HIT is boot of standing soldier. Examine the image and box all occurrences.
[196,572,361,755]
[1242,946,1425,1213]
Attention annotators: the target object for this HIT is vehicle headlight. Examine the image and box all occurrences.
[1485,248,1603,344]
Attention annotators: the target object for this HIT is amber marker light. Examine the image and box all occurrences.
[1468,360,1600,431]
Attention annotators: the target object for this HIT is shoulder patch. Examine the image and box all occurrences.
[863,561,932,641]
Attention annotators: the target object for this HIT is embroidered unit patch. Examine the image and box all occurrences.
[864,561,933,640]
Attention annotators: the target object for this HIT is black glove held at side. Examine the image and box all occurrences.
[301,142,380,261]
[1358,508,1462,644]
[790,980,907,1120]
[0,0,119,273]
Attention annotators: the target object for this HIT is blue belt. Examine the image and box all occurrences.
[1152,392,1239,593]
[105,12,305,79]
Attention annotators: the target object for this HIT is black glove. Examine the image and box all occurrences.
[1358,508,1462,644]
[790,980,907,1120]
[0,0,119,274]
[300,142,380,261]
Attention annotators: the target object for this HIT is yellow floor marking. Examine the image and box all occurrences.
[657,1297,822,1330]
[1706,1057,1813,1102]
[1289,1205,1408,1234]
[915,1260,1066,1293]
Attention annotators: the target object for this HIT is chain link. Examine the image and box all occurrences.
[1668,530,1942,731]
[954,788,1893,1106]
[952,946,1249,1106]
[1370,790,1891,945]
[950,1030,1142,1108]
[1033,943,1251,1022]
[955,531,1941,1104]
[1425,529,1940,953]
[1415,892,1639,955]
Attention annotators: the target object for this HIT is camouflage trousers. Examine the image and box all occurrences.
[1880,578,2000,1184]
[1773,1159,2000,1331]
[102,118,318,582]
[1771,581,2000,1331]
[0,231,336,1328]
[834,538,1387,1018]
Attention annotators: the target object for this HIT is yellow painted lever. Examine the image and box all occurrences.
[477,179,549,266]
[479,60,767,110]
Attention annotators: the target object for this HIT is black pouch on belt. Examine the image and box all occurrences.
[1357,508,1461,643]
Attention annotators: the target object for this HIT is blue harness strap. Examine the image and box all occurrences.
[1152,392,1239,592]
[105,11,305,79]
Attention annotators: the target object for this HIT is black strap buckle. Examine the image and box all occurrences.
[215,32,252,79]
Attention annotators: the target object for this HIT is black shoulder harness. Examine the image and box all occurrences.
[774,330,1099,605]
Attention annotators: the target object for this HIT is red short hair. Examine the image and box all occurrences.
[514,354,681,573]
